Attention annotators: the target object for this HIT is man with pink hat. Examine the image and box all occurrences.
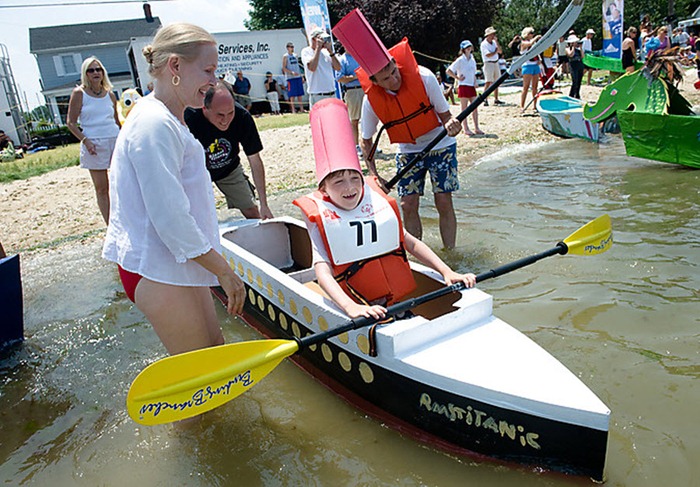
[294,99,475,319]
[332,9,463,249]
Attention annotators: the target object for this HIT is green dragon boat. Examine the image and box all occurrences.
[583,61,699,168]
[617,111,700,168]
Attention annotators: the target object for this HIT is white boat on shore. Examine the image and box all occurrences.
[537,93,600,142]
[215,216,610,480]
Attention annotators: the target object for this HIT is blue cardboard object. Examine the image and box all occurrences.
[0,254,24,349]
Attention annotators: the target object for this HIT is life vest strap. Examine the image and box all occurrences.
[367,103,434,161]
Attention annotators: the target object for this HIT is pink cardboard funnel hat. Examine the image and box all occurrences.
[332,9,391,77]
[310,98,362,184]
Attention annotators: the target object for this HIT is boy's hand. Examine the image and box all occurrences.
[344,302,387,320]
[443,270,477,289]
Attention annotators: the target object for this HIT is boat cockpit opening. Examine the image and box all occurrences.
[222,220,463,320]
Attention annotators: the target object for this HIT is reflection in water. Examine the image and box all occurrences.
[1,137,698,486]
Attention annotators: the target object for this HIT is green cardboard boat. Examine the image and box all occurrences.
[583,52,643,73]
[617,111,700,168]
[583,66,699,168]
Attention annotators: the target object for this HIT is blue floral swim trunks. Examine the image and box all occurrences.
[395,143,459,197]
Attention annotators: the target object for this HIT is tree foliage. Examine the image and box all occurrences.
[244,0,302,30]
[244,0,698,59]
[497,0,699,54]
[328,0,503,68]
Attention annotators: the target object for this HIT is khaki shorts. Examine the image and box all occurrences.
[482,62,501,83]
[343,87,364,121]
[309,92,335,108]
[215,164,256,210]
[79,137,117,170]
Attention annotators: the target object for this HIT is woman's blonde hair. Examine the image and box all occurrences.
[521,27,535,38]
[80,57,113,91]
[142,23,216,76]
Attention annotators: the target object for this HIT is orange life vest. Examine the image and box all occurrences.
[294,177,416,305]
[357,38,441,144]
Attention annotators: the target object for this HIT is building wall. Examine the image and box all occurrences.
[37,44,132,91]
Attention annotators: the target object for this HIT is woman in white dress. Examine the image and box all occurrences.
[102,23,245,363]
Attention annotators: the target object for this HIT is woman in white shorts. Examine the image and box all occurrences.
[67,57,121,224]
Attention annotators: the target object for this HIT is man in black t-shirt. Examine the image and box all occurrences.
[185,80,273,219]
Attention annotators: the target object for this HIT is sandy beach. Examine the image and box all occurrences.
[2,82,698,254]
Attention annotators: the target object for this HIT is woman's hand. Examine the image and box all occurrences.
[219,271,246,315]
[83,138,97,155]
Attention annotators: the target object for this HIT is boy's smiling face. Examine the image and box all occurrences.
[320,170,364,211]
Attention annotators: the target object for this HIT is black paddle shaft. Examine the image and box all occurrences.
[298,242,567,349]
[384,70,510,192]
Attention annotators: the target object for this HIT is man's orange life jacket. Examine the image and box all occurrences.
[357,38,441,144]
[294,177,416,305]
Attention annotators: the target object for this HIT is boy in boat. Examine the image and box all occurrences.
[294,99,476,320]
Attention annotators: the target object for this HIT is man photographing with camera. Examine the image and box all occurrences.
[301,27,341,108]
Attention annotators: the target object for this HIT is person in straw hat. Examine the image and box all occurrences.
[480,26,505,105]
[332,9,462,249]
[294,98,475,320]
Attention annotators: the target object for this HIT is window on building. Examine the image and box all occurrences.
[53,54,82,77]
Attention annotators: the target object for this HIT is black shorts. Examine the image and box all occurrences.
[558,55,569,64]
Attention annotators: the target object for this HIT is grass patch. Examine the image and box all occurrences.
[254,112,309,131]
[1,113,310,184]
[0,145,80,183]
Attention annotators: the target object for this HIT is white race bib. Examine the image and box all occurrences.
[311,184,400,266]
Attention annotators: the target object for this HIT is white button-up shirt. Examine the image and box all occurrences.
[102,95,220,287]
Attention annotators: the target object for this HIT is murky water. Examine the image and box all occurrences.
[2,136,698,486]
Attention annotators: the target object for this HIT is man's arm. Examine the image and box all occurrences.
[282,53,291,75]
[246,152,273,219]
[329,51,341,71]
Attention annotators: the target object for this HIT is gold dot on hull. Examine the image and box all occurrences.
[359,362,374,383]
[357,335,370,355]
[318,316,329,331]
[321,343,333,362]
[338,352,352,372]
[302,306,313,324]
[279,313,288,330]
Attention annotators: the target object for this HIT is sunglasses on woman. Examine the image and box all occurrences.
[87,67,104,74]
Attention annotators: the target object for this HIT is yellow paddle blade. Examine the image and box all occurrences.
[127,339,299,425]
[562,214,613,256]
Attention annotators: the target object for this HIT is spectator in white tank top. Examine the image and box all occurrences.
[67,56,121,224]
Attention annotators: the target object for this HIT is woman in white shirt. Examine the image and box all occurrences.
[102,23,245,360]
[446,40,483,136]
[67,57,120,224]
